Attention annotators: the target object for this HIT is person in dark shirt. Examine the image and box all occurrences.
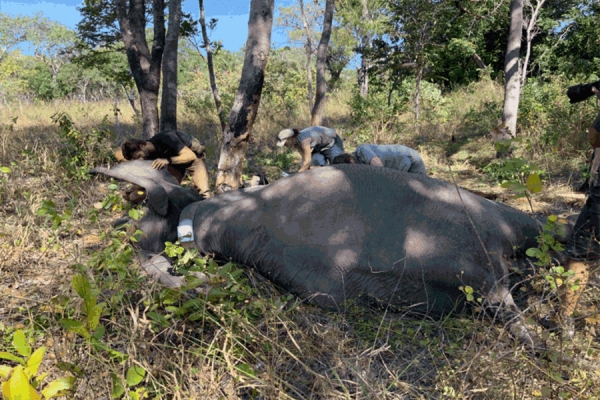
[276,126,344,172]
[332,144,427,175]
[115,130,211,198]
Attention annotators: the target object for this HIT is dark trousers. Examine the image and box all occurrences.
[566,182,600,260]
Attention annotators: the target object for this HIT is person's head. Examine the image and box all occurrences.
[121,139,155,160]
[276,128,300,148]
[332,153,357,165]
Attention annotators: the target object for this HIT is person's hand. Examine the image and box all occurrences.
[152,158,169,169]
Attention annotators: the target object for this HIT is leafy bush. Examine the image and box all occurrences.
[482,157,544,184]
[51,112,113,181]
[261,50,308,124]
[0,330,75,399]
[255,150,296,171]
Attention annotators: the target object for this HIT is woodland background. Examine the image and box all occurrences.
[1,0,600,398]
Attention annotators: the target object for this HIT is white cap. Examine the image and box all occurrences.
[276,129,295,146]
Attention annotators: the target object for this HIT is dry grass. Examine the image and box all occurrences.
[1,86,600,399]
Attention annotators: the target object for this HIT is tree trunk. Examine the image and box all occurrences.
[521,0,545,86]
[115,0,165,139]
[501,0,523,137]
[472,53,487,70]
[160,0,182,132]
[298,0,314,112]
[123,84,140,116]
[310,0,335,126]
[214,0,274,194]
[357,0,370,97]
[199,0,226,132]
[414,67,422,124]
[114,94,120,128]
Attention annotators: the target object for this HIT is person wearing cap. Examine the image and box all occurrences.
[276,126,345,172]
[332,144,427,175]
[115,130,211,199]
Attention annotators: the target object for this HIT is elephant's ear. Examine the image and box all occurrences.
[90,160,171,216]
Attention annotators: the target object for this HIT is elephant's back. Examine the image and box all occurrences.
[189,165,540,311]
[193,164,539,266]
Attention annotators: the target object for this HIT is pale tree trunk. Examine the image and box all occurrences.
[521,0,545,86]
[472,53,487,70]
[122,84,140,117]
[501,0,523,137]
[199,0,226,131]
[357,0,370,97]
[114,94,120,128]
[160,0,182,132]
[414,67,422,124]
[115,0,165,138]
[298,0,314,112]
[214,0,274,194]
[311,0,335,126]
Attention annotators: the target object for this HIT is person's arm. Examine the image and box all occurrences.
[298,138,313,172]
[369,157,384,167]
[152,146,197,169]
[115,147,126,162]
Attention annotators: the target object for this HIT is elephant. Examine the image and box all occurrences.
[91,160,553,346]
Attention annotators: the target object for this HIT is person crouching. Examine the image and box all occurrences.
[332,144,427,175]
[276,126,345,172]
[115,130,211,199]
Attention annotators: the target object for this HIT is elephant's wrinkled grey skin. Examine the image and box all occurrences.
[91,160,202,254]
[182,165,542,311]
[92,162,546,345]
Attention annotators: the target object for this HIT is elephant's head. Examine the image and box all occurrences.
[90,160,203,254]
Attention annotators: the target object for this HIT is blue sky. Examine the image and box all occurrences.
[1,0,291,52]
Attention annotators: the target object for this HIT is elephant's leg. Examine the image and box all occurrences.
[484,284,540,349]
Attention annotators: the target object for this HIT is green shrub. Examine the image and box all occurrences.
[51,112,113,181]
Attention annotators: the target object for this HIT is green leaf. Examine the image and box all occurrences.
[235,363,256,378]
[500,181,527,193]
[59,319,91,340]
[494,140,513,153]
[548,214,557,223]
[183,275,206,291]
[87,304,103,332]
[129,391,140,400]
[56,362,83,377]
[9,365,36,400]
[26,347,46,376]
[0,167,10,174]
[526,248,541,257]
[526,173,543,193]
[13,330,32,357]
[128,208,139,221]
[33,372,48,387]
[93,324,106,340]
[552,266,565,274]
[0,352,25,365]
[125,365,146,387]
[147,312,169,327]
[0,365,12,379]
[42,376,75,398]
[464,286,473,294]
[108,183,119,190]
[111,374,125,398]
[72,274,95,314]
